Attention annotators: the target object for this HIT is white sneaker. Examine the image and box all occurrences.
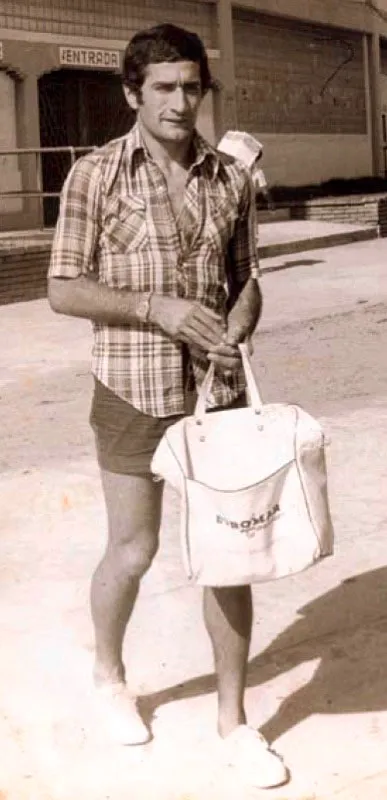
[96,682,151,745]
[220,725,289,789]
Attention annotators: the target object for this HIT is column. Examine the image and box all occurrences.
[215,0,237,138]
[0,71,22,219]
[368,31,384,176]
[15,73,43,227]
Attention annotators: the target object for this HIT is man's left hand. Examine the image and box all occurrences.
[207,338,241,373]
[207,276,262,374]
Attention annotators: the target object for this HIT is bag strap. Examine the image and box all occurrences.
[239,342,264,411]
[194,342,264,422]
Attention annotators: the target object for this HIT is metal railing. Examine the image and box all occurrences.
[0,146,95,225]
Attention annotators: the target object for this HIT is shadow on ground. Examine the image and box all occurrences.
[139,567,387,740]
[264,258,325,273]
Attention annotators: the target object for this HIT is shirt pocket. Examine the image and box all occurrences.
[103,194,148,253]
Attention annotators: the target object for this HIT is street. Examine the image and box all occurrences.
[1,237,387,799]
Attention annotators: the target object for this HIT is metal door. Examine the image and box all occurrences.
[39,69,135,224]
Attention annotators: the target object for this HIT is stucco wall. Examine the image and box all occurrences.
[0,72,22,214]
[257,134,373,187]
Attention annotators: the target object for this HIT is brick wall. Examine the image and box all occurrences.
[0,0,216,46]
[287,193,387,233]
[0,246,50,305]
[233,10,367,135]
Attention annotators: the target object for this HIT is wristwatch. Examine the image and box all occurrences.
[136,291,153,324]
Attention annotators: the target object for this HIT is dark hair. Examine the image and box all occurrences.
[122,23,214,99]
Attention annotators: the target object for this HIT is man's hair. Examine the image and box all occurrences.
[122,23,214,99]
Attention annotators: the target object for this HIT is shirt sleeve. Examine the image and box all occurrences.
[48,153,103,279]
[228,171,260,284]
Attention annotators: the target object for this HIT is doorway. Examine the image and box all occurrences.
[38,69,135,224]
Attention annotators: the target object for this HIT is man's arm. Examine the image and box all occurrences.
[226,275,262,346]
[48,274,233,355]
[226,171,262,345]
[48,274,143,323]
[208,172,262,364]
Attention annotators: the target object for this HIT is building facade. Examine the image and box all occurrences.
[1,0,387,229]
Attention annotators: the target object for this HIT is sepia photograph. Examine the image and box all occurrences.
[1,1,387,798]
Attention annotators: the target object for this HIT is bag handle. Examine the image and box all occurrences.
[194,341,264,423]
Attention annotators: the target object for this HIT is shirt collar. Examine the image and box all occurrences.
[126,122,221,180]
[126,123,146,175]
[190,130,221,180]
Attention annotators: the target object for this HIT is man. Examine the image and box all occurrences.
[48,23,288,789]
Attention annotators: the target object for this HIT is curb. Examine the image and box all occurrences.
[258,226,378,266]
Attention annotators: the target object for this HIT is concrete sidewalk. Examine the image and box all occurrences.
[2,238,387,799]
[0,217,378,261]
[258,219,378,259]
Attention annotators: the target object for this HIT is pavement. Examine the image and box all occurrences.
[0,217,379,261]
[257,219,378,259]
[1,236,387,799]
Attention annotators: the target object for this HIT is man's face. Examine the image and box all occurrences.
[125,60,203,144]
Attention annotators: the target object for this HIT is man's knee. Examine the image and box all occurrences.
[100,470,163,577]
[108,533,159,578]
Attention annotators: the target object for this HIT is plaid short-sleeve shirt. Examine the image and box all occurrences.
[49,124,259,417]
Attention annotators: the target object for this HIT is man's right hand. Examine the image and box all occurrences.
[150,295,226,352]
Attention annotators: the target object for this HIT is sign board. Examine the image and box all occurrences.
[59,46,120,69]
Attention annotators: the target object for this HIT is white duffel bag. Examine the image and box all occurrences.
[151,344,334,586]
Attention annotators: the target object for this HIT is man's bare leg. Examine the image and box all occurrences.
[203,586,289,787]
[203,585,253,737]
[90,470,163,686]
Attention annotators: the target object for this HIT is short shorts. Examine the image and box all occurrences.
[89,377,246,476]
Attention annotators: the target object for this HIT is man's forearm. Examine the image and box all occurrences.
[48,275,151,326]
[227,276,263,342]
[48,275,229,355]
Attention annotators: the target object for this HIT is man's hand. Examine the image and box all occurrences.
[226,276,262,346]
[207,339,242,373]
[150,295,226,351]
[207,277,262,374]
